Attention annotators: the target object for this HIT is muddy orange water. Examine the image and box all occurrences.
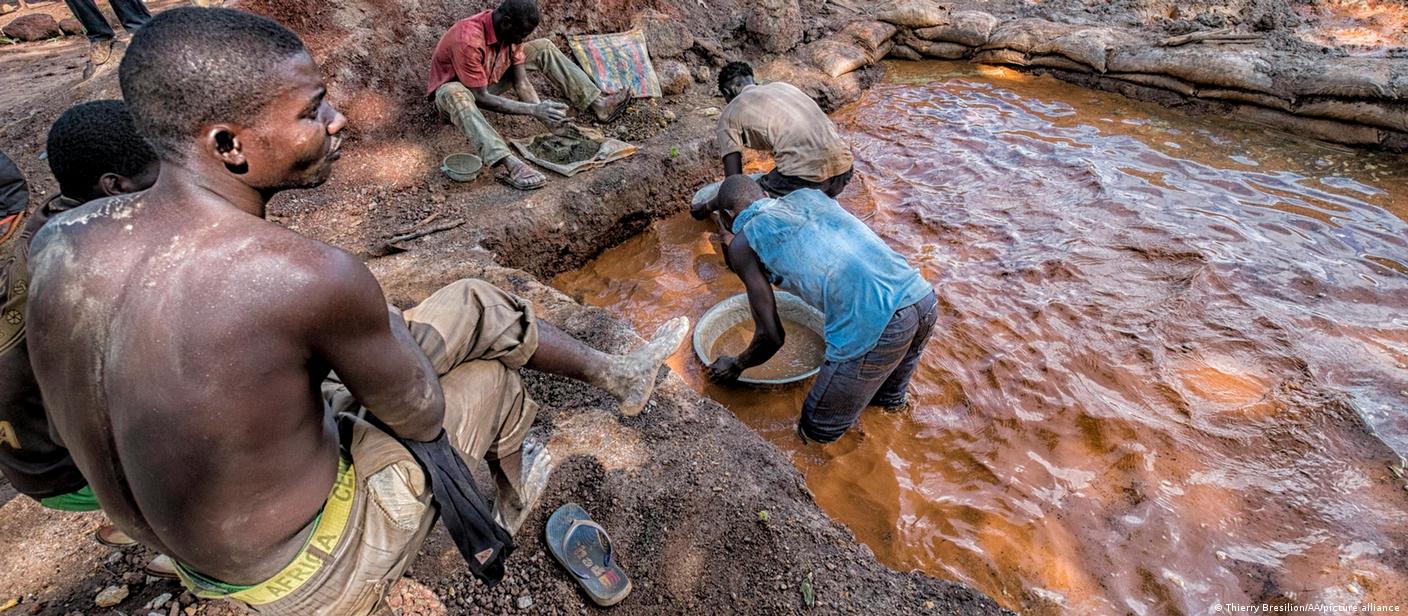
[553,62,1408,614]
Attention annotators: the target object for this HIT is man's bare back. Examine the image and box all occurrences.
[27,190,374,581]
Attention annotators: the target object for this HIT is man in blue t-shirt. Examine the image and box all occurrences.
[695,175,938,443]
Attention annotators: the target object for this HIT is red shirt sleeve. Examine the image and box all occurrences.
[451,28,490,89]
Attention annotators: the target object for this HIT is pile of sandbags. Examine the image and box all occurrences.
[868,9,1408,149]
[807,20,897,78]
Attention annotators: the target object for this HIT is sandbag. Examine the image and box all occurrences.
[1296,100,1408,133]
[983,18,1075,55]
[1198,88,1293,112]
[1234,106,1383,146]
[1290,58,1405,99]
[908,38,970,60]
[1111,72,1197,96]
[888,43,924,61]
[876,0,951,28]
[1107,46,1279,96]
[1048,27,1136,73]
[1027,54,1094,74]
[972,49,1028,67]
[840,20,898,52]
[913,10,997,47]
[871,40,896,64]
[809,38,870,78]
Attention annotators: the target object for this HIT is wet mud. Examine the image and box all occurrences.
[554,61,1408,614]
[708,319,826,381]
[527,134,603,165]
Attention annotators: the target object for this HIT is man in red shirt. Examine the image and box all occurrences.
[428,0,630,190]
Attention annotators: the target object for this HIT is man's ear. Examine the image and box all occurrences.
[204,125,249,174]
[97,173,124,197]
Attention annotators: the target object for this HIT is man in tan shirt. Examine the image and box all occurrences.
[715,61,855,198]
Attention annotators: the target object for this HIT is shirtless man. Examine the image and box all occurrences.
[26,8,685,615]
[1,101,161,555]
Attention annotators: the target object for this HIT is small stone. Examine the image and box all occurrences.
[146,592,173,610]
[58,18,84,36]
[656,60,692,96]
[693,65,712,84]
[178,592,194,604]
[697,107,721,118]
[661,109,676,122]
[95,585,129,608]
[123,571,145,585]
[517,595,534,609]
[2,14,61,42]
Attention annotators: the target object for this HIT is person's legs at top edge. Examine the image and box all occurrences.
[521,39,630,122]
[797,302,924,444]
[109,0,153,35]
[870,291,938,413]
[65,0,116,43]
[395,279,688,534]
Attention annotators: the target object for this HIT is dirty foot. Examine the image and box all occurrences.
[145,554,179,579]
[494,441,554,537]
[604,317,689,417]
[589,89,631,123]
[494,156,547,191]
[95,524,137,547]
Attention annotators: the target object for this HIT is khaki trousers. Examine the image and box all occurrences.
[434,38,604,166]
[245,279,542,615]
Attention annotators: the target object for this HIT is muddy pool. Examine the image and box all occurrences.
[552,61,1408,614]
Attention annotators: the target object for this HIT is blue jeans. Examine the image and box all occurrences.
[799,291,938,443]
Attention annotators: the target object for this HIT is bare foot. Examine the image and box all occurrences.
[604,317,689,416]
[494,441,554,537]
[94,524,137,547]
[589,90,631,123]
[145,554,179,579]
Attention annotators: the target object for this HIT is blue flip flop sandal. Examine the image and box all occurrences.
[546,503,632,607]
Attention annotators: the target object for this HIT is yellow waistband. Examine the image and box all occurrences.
[180,457,356,605]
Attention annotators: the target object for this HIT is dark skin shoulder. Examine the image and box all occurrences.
[705,229,785,382]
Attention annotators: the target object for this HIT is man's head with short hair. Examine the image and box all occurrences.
[46,100,160,203]
[718,61,755,102]
[119,7,345,198]
[716,174,767,217]
[493,0,540,45]
[121,8,308,161]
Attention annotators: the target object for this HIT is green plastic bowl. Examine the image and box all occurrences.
[441,153,483,182]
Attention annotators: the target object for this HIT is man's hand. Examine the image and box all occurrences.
[533,100,570,127]
[706,355,744,383]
